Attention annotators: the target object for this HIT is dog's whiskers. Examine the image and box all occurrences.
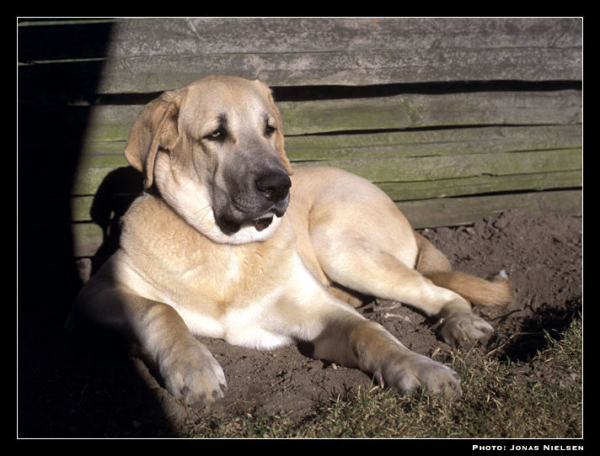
[193,203,214,224]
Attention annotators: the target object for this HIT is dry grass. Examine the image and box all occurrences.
[185,314,582,439]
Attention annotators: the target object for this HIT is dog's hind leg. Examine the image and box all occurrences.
[294,167,511,347]
[310,218,510,348]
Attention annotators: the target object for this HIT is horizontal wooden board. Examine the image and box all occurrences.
[75,90,581,144]
[105,18,582,59]
[19,18,582,62]
[70,189,582,257]
[277,90,582,135]
[292,148,582,183]
[283,125,582,161]
[377,171,581,201]
[95,48,583,94]
[70,147,581,196]
[76,124,582,161]
[19,18,582,92]
[398,189,582,229]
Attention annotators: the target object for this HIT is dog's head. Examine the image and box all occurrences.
[124,75,293,244]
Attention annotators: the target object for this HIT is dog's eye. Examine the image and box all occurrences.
[265,125,276,137]
[205,129,226,141]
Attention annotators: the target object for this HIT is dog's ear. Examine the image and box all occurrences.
[124,89,186,189]
[264,86,293,176]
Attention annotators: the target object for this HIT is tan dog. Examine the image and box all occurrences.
[69,75,512,407]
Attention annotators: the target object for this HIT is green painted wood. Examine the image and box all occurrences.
[398,189,582,229]
[72,222,105,257]
[73,167,125,195]
[71,148,581,196]
[292,148,582,183]
[277,90,582,135]
[78,124,582,161]
[284,125,582,160]
[377,170,581,201]
[79,90,582,143]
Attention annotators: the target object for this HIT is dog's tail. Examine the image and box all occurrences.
[414,231,513,307]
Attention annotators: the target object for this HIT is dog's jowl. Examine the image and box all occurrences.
[68,75,512,408]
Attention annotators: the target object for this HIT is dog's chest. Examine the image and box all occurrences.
[124,247,297,350]
[125,227,284,306]
[118,195,300,349]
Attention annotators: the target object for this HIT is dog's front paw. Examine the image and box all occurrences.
[380,354,462,400]
[160,341,227,408]
[437,312,494,348]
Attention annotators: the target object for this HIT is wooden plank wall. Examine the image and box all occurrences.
[18,18,582,271]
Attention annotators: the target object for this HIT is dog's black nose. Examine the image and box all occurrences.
[255,170,291,203]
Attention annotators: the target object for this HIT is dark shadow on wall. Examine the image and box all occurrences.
[86,166,144,275]
[17,19,179,437]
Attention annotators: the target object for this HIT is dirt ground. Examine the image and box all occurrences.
[17,209,582,438]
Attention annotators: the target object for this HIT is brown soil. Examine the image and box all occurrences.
[17,210,582,438]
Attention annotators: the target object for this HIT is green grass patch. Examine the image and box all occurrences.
[184,315,582,439]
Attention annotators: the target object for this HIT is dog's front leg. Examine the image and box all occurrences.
[309,311,462,399]
[124,295,228,407]
[72,280,227,408]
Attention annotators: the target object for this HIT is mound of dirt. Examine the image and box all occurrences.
[17,210,582,438]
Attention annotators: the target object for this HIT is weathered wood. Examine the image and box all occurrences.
[104,18,582,59]
[378,171,581,201]
[72,223,106,257]
[277,90,582,135]
[284,125,582,161]
[95,48,582,94]
[70,189,582,256]
[70,147,581,197]
[17,17,583,257]
[20,18,581,94]
[70,195,133,222]
[291,148,581,183]
[79,90,581,143]
[398,189,582,229]
[77,124,582,160]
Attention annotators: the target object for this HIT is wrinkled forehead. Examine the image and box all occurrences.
[181,77,274,133]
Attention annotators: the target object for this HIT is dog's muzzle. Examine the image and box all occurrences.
[215,168,291,235]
